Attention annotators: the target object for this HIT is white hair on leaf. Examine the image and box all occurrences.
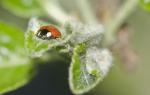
[85,47,113,77]
[67,20,104,45]
[28,17,40,34]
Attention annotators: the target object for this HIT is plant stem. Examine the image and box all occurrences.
[76,0,98,24]
[105,0,139,46]
[39,0,69,24]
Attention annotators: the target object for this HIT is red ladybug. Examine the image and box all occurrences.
[36,25,61,40]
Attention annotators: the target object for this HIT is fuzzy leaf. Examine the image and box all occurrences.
[65,20,104,46]
[0,22,34,94]
[1,0,43,18]
[69,44,112,94]
[25,18,66,57]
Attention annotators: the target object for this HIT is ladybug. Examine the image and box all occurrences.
[36,25,61,40]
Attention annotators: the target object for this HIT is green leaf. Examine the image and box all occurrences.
[0,63,33,94]
[139,0,150,11]
[25,18,51,57]
[1,0,43,18]
[65,20,104,46]
[25,19,104,58]
[69,44,113,94]
[0,22,34,94]
[25,18,65,57]
[25,30,49,57]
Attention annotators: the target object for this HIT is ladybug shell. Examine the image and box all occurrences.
[39,25,61,39]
